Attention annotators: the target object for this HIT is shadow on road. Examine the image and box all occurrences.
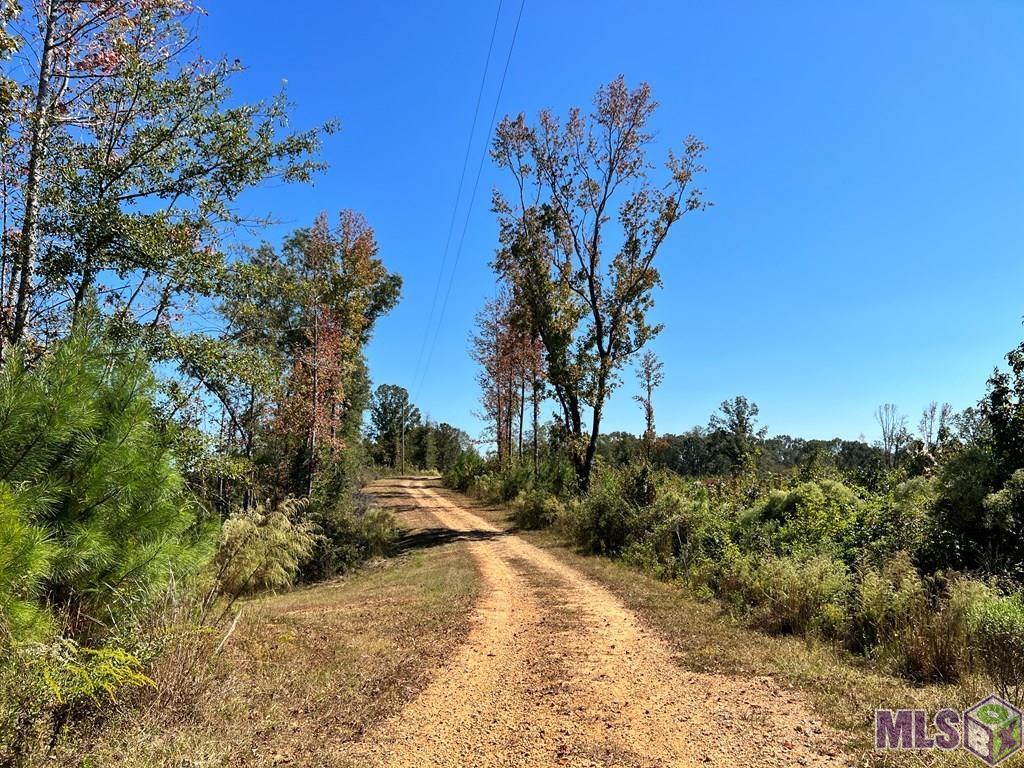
[396,526,507,553]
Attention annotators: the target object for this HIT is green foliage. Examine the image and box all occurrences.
[753,479,860,557]
[216,499,316,598]
[0,637,154,764]
[749,557,851,638]
[443,452,486,492]
[468,462,535,505]
[299,500,397,582]
[368,384,420,469]
[0,326,211,642]
[570,471,634,555]
[622,487,729,585]
[970,592,1024,703]
[513,490,563,530]
[850,553,979,681]
[853,476,933,564]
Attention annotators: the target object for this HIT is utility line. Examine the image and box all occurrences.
[409,0,505,396]
[414,0,526,398]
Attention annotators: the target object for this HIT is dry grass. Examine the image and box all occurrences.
[58,540,478,768]
[434,484,988,768]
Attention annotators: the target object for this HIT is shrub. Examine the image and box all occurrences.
[621,487,729,584]
[853,553,979,681]
[0,637,154,764]
[854,477,933,564]
[756,479,861,557]
[466,462,534,505]
[216,499,317,598]
[513,490,562,530]
[746,555,852,639]
[299,498,397,581]
[571,472,634,555]
[970,591,1024,703]
[443,451,486,492]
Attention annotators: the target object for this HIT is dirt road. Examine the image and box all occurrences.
[352,477,846,768]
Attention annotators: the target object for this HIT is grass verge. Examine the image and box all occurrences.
[57,539,478,767]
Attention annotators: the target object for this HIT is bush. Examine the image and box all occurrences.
[854,477,933,564]
[443,452,486,492]
[621,487,729,585]
[299,498,397,582]
[853,553,979,681]
[466,462,535,505]
[970,591,1024,703]
[571,472,634,555]
[513,490,562,530]
[746,555,852,639]
[0,637,153,764]
[216,499,317,598]
[755,479,861,557]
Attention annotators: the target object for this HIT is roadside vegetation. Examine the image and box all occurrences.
[0,3,409,764]
[453,75,1024,718]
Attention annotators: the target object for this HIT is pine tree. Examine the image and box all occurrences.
[0,322,211,641]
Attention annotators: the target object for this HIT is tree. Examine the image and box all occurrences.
[470,290,543,466]
[213,211,400,505]
[491,76,707,491]
[633,350,664,461]
[875,403,910,468]
[369,385,420,470]
[709,396,767,473]
[0,322,210,641]
[0,0,331,406]
[432,422,473,472]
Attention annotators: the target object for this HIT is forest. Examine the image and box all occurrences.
[0,1,1022,766]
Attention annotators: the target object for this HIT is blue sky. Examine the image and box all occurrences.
[199,1,1024,442]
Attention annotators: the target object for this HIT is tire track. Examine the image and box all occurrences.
[352,478,846,767]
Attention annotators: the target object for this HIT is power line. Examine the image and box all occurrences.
[414,0,526,398]
[409,0,505,396]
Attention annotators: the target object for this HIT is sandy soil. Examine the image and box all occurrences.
[352,477,848,768]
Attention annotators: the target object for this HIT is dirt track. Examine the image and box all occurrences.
[353,477,846,767]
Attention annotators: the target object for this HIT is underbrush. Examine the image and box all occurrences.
[1,491,398,765]
[445,459,1024,699]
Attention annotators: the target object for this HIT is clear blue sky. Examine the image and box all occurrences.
[199,1,1024,442]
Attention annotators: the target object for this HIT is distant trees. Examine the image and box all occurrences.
[489,76,707,491]
[367,384,471,473]
[368,384,420,470]
[709,396,767,473]
[875,404,911,469]
[407,421,473,473]
[470,291,545,470]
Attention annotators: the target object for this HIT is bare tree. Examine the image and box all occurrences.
[876,403,909,468]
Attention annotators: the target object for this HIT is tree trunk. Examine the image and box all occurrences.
[308,306,319,495]
[12,1,56,345]
[532,378,540,481]
[518,376,525,461]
